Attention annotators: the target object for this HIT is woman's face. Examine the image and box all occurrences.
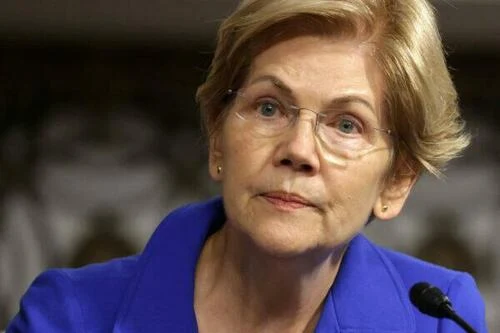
[210,35,414,256]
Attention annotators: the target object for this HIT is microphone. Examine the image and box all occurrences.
[409,282,477,333]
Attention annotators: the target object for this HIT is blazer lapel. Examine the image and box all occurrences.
[112,198,225,333]
[315,235,416,333]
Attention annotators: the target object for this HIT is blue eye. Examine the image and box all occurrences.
[258,102,278,117]
[338,118,355,133]
[331,116,364,135]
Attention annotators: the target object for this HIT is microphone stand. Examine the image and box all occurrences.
[444,305,477,333]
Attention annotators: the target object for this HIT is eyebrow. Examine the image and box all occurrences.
[248,74,377,114]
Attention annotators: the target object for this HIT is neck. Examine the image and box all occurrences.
[195,223,346,333]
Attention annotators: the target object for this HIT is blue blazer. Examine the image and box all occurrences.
[7,197,487,332]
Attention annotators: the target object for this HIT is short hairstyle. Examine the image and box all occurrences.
[196,0,470,177]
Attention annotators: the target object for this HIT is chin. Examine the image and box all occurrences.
[246,220,326,259]
[224,196,334,258]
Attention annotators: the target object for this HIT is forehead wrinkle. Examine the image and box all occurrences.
[246,36,385,119]
[248,75,292,94]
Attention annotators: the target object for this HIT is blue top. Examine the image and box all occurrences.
[7,197,487,332]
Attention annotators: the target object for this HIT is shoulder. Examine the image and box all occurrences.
[7,198,225,333]
[371,240,488,332]
[7,255,139,333]
[61,254,139,284]
[375,242,476,291]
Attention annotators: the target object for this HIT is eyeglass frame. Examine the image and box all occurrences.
[224,87,393,155]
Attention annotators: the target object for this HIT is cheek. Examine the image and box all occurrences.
[324,157,389,217]
[220,128,260,196]
[221,122,273,175]
[222,138,251,178]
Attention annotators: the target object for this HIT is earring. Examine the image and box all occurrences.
[217,165,222,174]
[382,205,389,213]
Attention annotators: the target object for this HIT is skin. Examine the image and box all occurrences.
[195,35,417,333]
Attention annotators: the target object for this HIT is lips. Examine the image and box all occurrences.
[260,191,315,210]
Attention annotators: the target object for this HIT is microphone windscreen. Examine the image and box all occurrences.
[409,282,451,318]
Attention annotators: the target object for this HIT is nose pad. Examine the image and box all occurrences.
[292,108,320,135]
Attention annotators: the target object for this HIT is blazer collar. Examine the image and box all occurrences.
[113,197,415,333]
[113,198,224,333]
[315,235,416,332]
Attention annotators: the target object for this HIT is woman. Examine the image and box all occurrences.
[7,0,487,332]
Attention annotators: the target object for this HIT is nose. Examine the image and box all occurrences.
[273,110,320,174]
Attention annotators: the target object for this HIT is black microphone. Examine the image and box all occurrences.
[409,282,477,333]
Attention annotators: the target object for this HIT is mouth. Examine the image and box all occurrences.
[259,191,316,210]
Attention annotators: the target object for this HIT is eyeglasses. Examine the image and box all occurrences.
[226,85,392,164]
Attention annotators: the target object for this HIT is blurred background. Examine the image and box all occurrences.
[0,0,498,330]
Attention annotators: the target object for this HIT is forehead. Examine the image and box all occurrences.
[249,36,380,90]
[245,35,385,117]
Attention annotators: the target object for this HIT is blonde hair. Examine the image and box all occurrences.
[196,0,470,177]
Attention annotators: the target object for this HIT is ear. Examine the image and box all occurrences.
[373,165,419,220]
[208,132,224,182]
